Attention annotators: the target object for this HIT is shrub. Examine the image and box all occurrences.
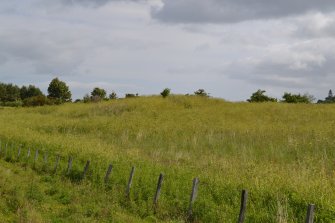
[160,88,171,98]
[125,93,138,98]
[282,92,314,103]
[194,89,209,97]
[109,91,117,100]
[247,90,277,102]
[23,95,53,107]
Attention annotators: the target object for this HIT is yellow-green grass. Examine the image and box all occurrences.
[0,95,334,222]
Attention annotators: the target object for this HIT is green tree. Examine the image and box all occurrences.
[91,87,107,100]
[160,88,171,98]
[282,92,313,103]
[194,89,209,97]
[47,78,72,103]
[109,91,117,100]
[20,85,43,100]
[0,83,21,102]
[247,90,277,102]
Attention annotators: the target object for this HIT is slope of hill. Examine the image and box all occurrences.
[0,96,334,222]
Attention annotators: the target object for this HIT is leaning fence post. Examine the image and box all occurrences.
[17,146,21,159]
[153,173,164,212]
[34,149,39,162]
[238,189,248,223]
[27,148,31,159]
[54,155,60,173]
[67,156,73,174]
[305,204,315,223]
[188,177,199,220]
[82,160,90,180]
[104,164,113,183]
[126,166,135,198]
[43,152,48,164]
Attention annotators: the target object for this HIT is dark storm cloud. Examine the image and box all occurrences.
[153,0,335,23]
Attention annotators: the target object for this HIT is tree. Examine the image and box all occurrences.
[91,87,107,101]
[317,89,335,103]
[0,83,21,102]
[47,78,72,103]
[194,89,209,97]
[109,91,117,100]
[247,90,277,102]
[282,92,313,103]
[160,88,171,98]
[20,85,43,100]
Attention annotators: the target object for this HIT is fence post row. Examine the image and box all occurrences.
[126,166,135,198]
[0,141,319,222]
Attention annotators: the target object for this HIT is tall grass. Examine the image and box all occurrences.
[0,95,334,222]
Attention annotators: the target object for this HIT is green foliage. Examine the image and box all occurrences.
[247,89,277,102]
[194,89,209,97]
[91,87,107,101]
[0,96,334,222]
[109,91,117,100]
[282,92,314,103]
[20,85,43,100]
[317,89,335,104]
[125,93,138,98]
[160,88,171,98]
[0,82,21,102]
[47,78,72,103]
[23,95,52,107]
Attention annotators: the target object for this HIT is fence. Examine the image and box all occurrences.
[0,141,316,223]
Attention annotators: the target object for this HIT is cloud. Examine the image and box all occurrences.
[226,39,335,91]
[152,0,335,24]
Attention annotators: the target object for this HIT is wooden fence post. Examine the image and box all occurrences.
[43,152,48,164]
[104,164,113,183]
[67,156,73,174]
[17,147,21,159]
[238,189,248,223]
[82,160,90,180]
[188,177,199,220]
[305,204,315,223]
[54,155,60,173]
[34,149,39,162]
[27,148,31,159]
[154,173,164,206]
[126,166,135,198]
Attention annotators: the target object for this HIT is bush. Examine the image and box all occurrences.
[247,90,277,102]
[109,91,117,100]
[282,92,314,103]
[23,95,53,107]
[194,89,209,97]
[160,88,171,98]
[0,100,23,107]
[125,93,138,98]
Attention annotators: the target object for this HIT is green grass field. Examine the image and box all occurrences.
[0,95,334,222]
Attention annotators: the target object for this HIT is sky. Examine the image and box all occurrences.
[1,0,335,101]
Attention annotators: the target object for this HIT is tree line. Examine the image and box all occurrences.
[247,89,335,104]
[0,78,334,107]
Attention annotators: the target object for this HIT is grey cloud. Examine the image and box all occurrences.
[152,0,335,23]
[292,13,335,38]
[0,30,85,75]
[226,42,335,90]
